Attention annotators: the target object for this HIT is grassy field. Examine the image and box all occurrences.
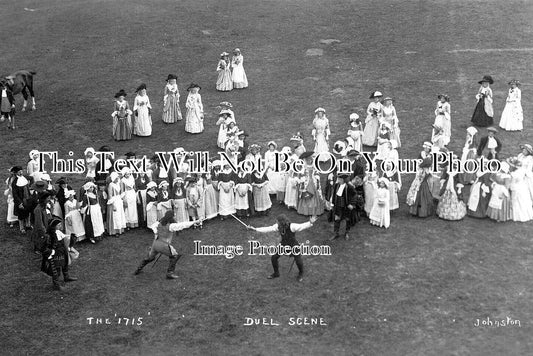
[1,0,533,355]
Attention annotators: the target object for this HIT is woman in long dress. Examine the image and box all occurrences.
[4,172,18,227]
[81,182,105,241]
[471,75,494,127]
[216,52,233,91]
[516,143,533,201]
[312,107,331,162]
[369,178,390,228]
[362,91,383,146]
[467,170,492,218]
[264,141,281,195]
[347,114,363,153]
[64,190,86,241]
[184,83,204,134]
[499,80,523,131]
[156,181,172,220]
[111,89,133,141]
[84,147,100,180]
[107,172,126,237]
[216,110,233,149]
[433,94,451,140]
[460,127,479,184]
[203,166,220,220]
[162,74,182,123]
[436,170,467,220]
[407,159,435,218]
[27,149,43,183]
[486,162,513,222]
[133,83,152,136]
[234,168,252,217]
[171,177,189,223]
[135,172,149,228]
[381,97,401,147]
[231,48,248,89]
[252,170,272,216]
[186,177,203,225]
[121,168,138,229]
[218,164,236,219]
[145,182,158,227]
[363,172,378,216]
[296,152,324,216]
[509,160,533,222]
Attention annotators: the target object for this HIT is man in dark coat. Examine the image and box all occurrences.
[0,81,15,128]
[477,127,502,160]
[329,173,356,240]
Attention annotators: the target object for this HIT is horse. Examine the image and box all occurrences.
[1,70,37,112]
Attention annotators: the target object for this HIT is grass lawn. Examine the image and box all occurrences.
[1,0,532,355]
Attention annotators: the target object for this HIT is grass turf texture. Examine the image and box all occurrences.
[1,0,532,355]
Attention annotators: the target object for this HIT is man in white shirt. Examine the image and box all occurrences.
[249,214,317,282]
[134,211,199,279]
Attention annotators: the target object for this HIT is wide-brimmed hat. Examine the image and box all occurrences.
[520,143,533,155]
[466,126,478,136]
[48,217,62,229]
[337,173,350,180]
[109,172,119,182]
[121,167,131,175]
[487,126,498,133]
[237,130,248,137]
[185,176,197,183]
[333,140,347,155]
[381,122,392,130]
[281,146,292,155]
[95,180,107,186]
[378,177,389,187]
[32,181,46,190]
[55,177,67,185]
[508,79,520,86]
[478,75,494,84]
[437,94,449,102]
[40,173,51,181]
[173,177,184,184]
[299,151,314,160]
[158,180,169,188]
[135,83,147,92]
[219,101,233,108]
[146,181,157,189]
[114,89,127,98]
[314,107,326,114]
[99,145,111,152]
[290,132,303,142]
[84,147,95,156]
[166,74,177,81]
[10,166,23,173]
[187,83,201,91]
[369,91,383,99]
[349,113,360,122]
[233,48,241,53]
[65,190,76,198]
[267,141,278,149]
[382,97,393,102]
[220,52,229,57]
[29,149,39,159]
[248,144,261,151]
[422,141,433,148]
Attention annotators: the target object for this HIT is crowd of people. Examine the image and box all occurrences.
[3,69,530,289]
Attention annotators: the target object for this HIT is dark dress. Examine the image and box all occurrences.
[12,177,31,220]
[471,97,493,127]
[409,174,435,217]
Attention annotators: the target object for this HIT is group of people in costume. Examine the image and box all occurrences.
[216,48,248,91]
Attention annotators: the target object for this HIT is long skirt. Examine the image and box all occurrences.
[499,101,523,131]
[409,179,435,217]
[172,198,189,223]
[467,183,490,218]
[137,190,147,227]
[362,117,379,146]
[146,204,158,228]
[162,95,182,123]
[460,148,477,184]
[471,98,493,127]
[314,135,330,162]
[204,184,219,220]
[84,204,105,239]
[253,185,272,212]
[369,202,390,228]
[124,190,138,228]
[511,186,533,222]
[185,108,204,134]
[134,107,152,136]
[216,69,233,91]
[437,190,466,220]
[6,196,18,223]
[218,183,236,215]
[107,200,126,235]
[65,210,85,239]
[284,177,299,209]
[232,65,248,88]
[113,116,132,141]
[486,197,512,222]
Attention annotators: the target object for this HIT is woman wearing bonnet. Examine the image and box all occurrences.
[162,74,183,123]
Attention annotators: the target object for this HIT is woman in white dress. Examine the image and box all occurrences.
[231,48,248,89]
[216,52,233,91]
[312,107,331,162]
[433,94,451,140]
[509,160,533,222]
[185,83,204,134]
[121,167,138,229]
[145,182,159,227]
[381,97,401,147]
[4,172,18,227]
[64,190,86,241]
[347,113,363,153]
[369,178,390,228]
[84,147,100,180]
[107,172,127,237]
[264,141,281,195]
[27,149,43,182]
[499,80,523,131]
[362,91,383,146]
[460,127,479,184]
[216,110,233,149]
[133,83,152,136]
[218,164,236,219]
[516,143,533,201]
[171,177,188,223]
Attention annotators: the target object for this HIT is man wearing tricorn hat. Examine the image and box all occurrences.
[134,210,200,279]
[328,173,356,240]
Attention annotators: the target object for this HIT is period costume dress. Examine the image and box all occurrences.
[436,172,467,220]
[296,166,324,216]
[476,132,502,160]
[157,186,172,220]
[171,182,189,223]
[517,152,533,201]
[265,148,281,195]
[312,111,331,162]
[467,172,492,218]
[4,176,18,225]
[363,174,378,216]
[145,186,159,227]
[362,101,383,146]
[134,218,197,279]
[284,168,301,209]
[460,127,479,184]
[499,85,523,131]
[231,51,248,88]
[186,183,203,221]
[184,85,204,133]
[234,171,252,217]
[203,173,219,220]
[369,184,390,228]
[471,79,494,127]
[433,99,451,140]
[112,97,133,141]
[133,92,152,136]
[330,179,356,239]
[80,189,105,240]
[216,56,233,91]
[218,171,236,217]
[122,174,139,228]
[135,175,149,228]
[407,165,435,218]
[381,104,401,147]
[347,128,363,153]
[162,82,182,123]
[252,171,272,213]
[64,197,86,240]
[486,172,512,222]
[107,178,127,235]
[510,166,533,222]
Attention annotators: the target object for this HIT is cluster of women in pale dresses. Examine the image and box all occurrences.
[406,75,530,223]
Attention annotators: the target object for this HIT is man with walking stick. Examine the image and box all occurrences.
[248,214,318,282]
[134,210,200,279]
